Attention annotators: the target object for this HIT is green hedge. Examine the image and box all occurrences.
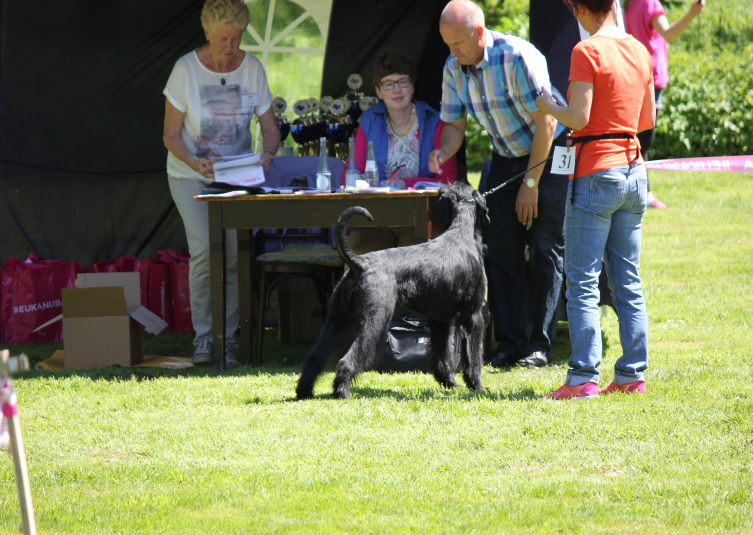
[651,45,753,159]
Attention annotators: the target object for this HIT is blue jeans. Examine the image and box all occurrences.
[565,165,649,386]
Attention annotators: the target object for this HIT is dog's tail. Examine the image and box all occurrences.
[336,206,373,276]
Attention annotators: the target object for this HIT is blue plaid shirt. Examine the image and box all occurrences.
[441,29,565,158]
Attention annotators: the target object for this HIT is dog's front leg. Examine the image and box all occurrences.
[296,282,355,400]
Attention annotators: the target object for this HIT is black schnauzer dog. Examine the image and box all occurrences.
[296,182,490,400]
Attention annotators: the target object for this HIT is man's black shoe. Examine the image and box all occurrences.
[516,351,550,368]
[484,352,522,368]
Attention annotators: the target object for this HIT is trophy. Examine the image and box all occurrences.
[272,96,290,144]
[290,99,310,155]
[308,98,327,155]
[320,96,334,116]
[359,95,378,114]
[345,73,365,123]
[329,97,353,160]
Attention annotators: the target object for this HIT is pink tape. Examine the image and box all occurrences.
[645,155,753,173]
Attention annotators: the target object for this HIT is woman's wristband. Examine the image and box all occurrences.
[263,150,275,162]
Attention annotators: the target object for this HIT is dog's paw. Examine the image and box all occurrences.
[331,387,352,399]
[296,389,314,400]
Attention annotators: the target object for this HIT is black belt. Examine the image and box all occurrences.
[567,132,635,147]
[566,131,639,204]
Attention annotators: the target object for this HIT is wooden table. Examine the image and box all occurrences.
[195,190,439,374]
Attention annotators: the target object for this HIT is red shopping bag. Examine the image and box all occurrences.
[81,258,118,273]
[148,254,174,331]
[116,256,150,307]
[0,258,79,344]
[166,250,192,334]
[169,262,192,334]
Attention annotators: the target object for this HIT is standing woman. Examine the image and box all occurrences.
[624,0,705,208]
[536,0,655,399]
[163,0,280,366]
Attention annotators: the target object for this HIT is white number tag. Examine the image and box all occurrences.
[551,145,576,175]
[242,94,259,108]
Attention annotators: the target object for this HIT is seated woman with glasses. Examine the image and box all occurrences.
[344,49,457,255]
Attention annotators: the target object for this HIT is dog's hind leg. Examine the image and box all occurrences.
[296,283,355,400]
[331,306,391,399]
[427,320,457,389]
[459,310,485,391]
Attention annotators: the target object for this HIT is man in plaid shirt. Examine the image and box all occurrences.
[429,0,569,369]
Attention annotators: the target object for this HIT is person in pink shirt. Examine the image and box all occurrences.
[624,0,705,208]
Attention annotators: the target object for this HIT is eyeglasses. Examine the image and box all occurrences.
[380,78,412,91]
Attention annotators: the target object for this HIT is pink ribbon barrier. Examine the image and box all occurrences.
[645,155,753,173]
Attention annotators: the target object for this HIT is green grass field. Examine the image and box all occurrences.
[2,171,752,534]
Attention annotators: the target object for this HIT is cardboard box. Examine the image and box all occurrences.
[34,273,167,368]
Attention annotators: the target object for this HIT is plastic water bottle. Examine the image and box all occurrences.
[345,137,360,188]
[316,137,330,192]
[363,140,378,187]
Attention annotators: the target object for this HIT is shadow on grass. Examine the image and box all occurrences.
[349,385,537,402]
[269,382,537,403]
[6,320,614,383]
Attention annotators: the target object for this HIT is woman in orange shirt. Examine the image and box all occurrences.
[536,0,656,399]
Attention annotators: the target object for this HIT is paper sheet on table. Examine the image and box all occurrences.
[213,153,261,170]
[214,163,265,187]
[412,181,443,189]
[196,190,250,199]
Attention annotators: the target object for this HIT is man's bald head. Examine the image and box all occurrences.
[440,0,485,32]
[439,0,486,66]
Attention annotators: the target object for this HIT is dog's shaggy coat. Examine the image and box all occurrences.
[296,182,490,399]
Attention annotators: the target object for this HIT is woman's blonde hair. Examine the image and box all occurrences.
[201,0,250,31]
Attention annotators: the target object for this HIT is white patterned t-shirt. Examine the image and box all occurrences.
[384,107,420,181]
[163,51,272,179]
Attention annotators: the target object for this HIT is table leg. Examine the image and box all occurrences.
[208,202,226,374]
[237,228,254,366]
[414,196,431,244]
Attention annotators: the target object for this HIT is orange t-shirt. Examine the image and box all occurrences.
[567,34,654,178]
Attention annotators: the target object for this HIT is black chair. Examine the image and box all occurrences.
[252,228,344,365]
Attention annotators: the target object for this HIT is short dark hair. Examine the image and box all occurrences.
[372,50,416,88]
[563,0,614,15]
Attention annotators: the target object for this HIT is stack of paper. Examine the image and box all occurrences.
[213,153,265,187]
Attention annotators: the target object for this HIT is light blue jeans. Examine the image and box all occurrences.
[565,164,649,386]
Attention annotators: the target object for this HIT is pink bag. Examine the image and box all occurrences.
[147,253,174,331]
[0,256,80,344]
[81,259,118,274]
[167,251,192,334]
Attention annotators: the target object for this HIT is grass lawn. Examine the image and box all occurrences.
[1,171,752,534]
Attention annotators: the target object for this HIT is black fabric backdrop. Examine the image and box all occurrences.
[530,0,581,98]
[0,0,204,264]
[0,0,575,265]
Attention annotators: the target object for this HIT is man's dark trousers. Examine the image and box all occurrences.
[485,133,569,361]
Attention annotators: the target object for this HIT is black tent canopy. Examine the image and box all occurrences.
[0,0,576,265]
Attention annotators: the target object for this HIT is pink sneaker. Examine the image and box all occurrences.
[545,383,598,400]
[598,381,646,395]
[648,193,667,209]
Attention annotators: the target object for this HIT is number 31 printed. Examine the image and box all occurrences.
[551,146,575,175]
